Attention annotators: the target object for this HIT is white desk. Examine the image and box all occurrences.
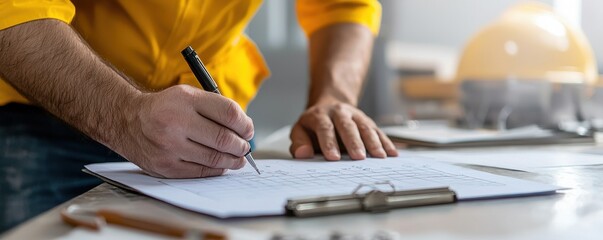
[3,129,603,239]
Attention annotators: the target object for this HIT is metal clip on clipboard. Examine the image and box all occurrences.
[285,181,457,217]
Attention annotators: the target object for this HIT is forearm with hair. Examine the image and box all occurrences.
[307,23,374,107]
[0,19,142,151]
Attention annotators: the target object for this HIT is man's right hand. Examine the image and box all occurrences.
[119,85,254,178]
[0,20,252,178]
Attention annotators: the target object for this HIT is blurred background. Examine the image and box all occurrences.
[246,0,603,141]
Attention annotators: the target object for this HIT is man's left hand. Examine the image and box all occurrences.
[290,101,398,160]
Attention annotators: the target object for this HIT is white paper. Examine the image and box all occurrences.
[85,157,561,218]
[382,125,553,144]
[410,150,603,172]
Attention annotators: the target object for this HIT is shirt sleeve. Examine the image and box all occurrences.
[296,0,381,37]
[0,0,75,30]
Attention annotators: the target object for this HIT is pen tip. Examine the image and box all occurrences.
[244,154,261,175]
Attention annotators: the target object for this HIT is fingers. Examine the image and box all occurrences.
[377,129,398,157]
[290,124,315,159]
[143,138,244,179]
[180,140,246,169]
[293,103,399,161]
[332,110,366,160]
[192,91,254,140]
[354,118,386,158]
[304,113,341,161]
[155,160,227,179]
[134,85,254,179]
[187,115,250,157]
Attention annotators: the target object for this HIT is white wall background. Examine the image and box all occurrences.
[582,0,603,70]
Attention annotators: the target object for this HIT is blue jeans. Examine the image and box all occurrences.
[0,103,125,233]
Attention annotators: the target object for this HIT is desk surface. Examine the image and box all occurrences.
[4,136,603,239]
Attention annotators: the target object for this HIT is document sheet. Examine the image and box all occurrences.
[85,157,561,218]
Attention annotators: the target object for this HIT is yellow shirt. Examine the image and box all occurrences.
[0,0,381,110]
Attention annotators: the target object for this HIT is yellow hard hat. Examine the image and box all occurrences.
[456,2,597,85]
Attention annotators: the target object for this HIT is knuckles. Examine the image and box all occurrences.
[198,168,212,178]
[241,117,254,141]
[214,128,247,156]
[206,149,224,168]
[170,84,197,97]
[338,119,355,130]
[223,99,254,140]
[357,123,373,132]
[198,95,253,141]
[333,102,348,112]
[214,127,232,150]
[223,99,241,126]
[199,168,226,178]
[315,121,334,132]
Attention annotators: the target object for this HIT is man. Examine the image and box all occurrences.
[0,0,398,231]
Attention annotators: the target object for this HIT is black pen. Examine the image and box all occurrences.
[181,46,261,175]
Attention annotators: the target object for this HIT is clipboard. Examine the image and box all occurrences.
[84,169,456,218]
[83,161,561,219]
[285,181,457,217]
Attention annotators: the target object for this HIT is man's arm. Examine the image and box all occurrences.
[290,23,398,160]
[0,19,253,178]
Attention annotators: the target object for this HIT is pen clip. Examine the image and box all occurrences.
[352,181,396,197]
